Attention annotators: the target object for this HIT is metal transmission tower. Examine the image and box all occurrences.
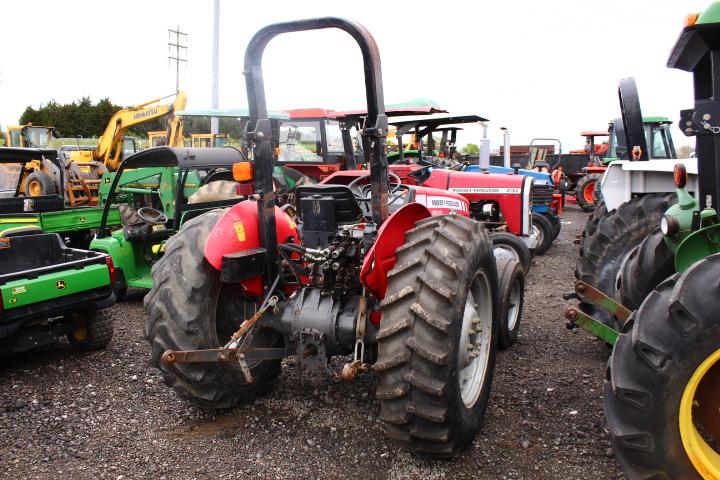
[168,26,188,93]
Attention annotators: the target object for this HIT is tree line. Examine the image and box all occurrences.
[17,98,245,139]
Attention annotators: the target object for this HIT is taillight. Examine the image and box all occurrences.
[105,256,117,284]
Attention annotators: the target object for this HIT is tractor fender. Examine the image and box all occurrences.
[204,201,300,295]
[360,202,432,301]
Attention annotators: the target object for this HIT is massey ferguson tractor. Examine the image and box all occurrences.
[145,17,510,457]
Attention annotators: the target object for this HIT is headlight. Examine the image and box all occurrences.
[660,215,679,237]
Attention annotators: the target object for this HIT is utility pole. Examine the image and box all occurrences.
[211,0,220,134]
[168,26,188,93]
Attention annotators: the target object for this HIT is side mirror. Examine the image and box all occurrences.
[512,162,522,174]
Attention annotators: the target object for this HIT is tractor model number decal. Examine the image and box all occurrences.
[56,280,67,290]
[427,196,467,211]
[11,286,26,295]
[233,222,246,242]
[450,187,522,194]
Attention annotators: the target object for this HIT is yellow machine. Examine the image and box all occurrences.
[147,131,169,147]
[12,92,188,206]
[4,124,59,148]
[70,91,187,171]
[189,133,228,148]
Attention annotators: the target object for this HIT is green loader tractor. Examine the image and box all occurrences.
[568,4,720,478]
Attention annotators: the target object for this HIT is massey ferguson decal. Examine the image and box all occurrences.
[450,187,522,194]
[427,196,467,211]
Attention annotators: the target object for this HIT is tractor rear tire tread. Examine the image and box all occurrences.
[144,209,281,410]
[618,227,675,310]
[376,214,498,458]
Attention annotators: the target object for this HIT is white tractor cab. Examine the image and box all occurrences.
[598,79,697,211]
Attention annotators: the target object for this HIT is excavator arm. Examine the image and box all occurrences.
[94,91,187,170]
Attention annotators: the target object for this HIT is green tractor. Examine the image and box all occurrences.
[89,147,250,299]
[568,4,720,478]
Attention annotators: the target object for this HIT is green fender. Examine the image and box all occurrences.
[90,231,138,283]
[675,223,720,272]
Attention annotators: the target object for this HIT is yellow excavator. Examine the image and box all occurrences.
[16,92,187,206]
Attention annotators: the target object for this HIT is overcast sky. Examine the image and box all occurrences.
[0,0,709,151]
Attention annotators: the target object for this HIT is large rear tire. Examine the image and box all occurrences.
[575,193,675,328]
[576,173,601,211]
[144,209,282,409]
[604,255,720,479]
[375,214,498,458]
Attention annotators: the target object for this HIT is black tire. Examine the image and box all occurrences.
[24,171,57,196]
[66,309,113,351]
[575,173,601,211]
[114,269,128,303]
[119,203,141,226]
[604,255,720,479]
[496,257,524,350]
[375,214,498,458]
[144,209,282,409]
[530,212,554,256]
[546,211,561,240]
[580,199,607,248]
[617,227,675,311]
[575,193,675,328]
[489,231,531,274]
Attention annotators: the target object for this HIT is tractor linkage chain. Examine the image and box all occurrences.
[563,281,632,345]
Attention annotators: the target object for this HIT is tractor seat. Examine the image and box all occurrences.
[294,184,363,224]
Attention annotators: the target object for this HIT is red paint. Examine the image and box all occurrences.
[584,166,606,174]
[204,200,300,296]
[369,310,382,327]
[360,202,431,300]
[284,108,334,119]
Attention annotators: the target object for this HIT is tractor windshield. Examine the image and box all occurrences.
[646,124,676,159]
[325,121,345,154]
[24,128,53,148]
[278,120,322,162]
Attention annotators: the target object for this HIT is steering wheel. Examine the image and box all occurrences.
[347,172,402,201]
[137,207,168,226]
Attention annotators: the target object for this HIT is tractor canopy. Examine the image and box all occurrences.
[116,146,246,170]
[667,2,720,71]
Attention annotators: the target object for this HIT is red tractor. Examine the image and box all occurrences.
[145,17,518,457]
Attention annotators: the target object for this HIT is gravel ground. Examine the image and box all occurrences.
[0,205,622,479]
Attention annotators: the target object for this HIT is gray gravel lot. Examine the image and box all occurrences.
[0,205,621,479]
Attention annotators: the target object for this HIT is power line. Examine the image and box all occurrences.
[168,26,188,93]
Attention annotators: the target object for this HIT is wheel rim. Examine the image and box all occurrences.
[679,348,720,479]
[583,180,596,204]
[28,180,41,196]
[71,325,88,341]
[506,277,522,331]
[531,224,544,247]
[458,270,493,408]
[493,245,520,264]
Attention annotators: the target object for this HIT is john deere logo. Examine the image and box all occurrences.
[104,177,111,184]
[79,216,87,224]
[56,280,67,290]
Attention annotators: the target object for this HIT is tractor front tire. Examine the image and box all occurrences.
[375,214,499,458]
[119,203,141,226]
[530,213,554,256]
[24,171,57,197]
[575,193,675,329]
[67,309,113,351]
[604,255,720,479]
[576,173,601,211]
[490,231,531,274]
[617,227,675,311]
[496,256,524,350]
[144,209,282,409]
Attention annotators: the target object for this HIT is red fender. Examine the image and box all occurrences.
[360,202,431,303]
[204,200,300,296]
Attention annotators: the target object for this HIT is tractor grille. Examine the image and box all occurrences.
[531,183,553,207]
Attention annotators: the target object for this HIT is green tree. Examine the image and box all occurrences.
[461,143,480,155]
